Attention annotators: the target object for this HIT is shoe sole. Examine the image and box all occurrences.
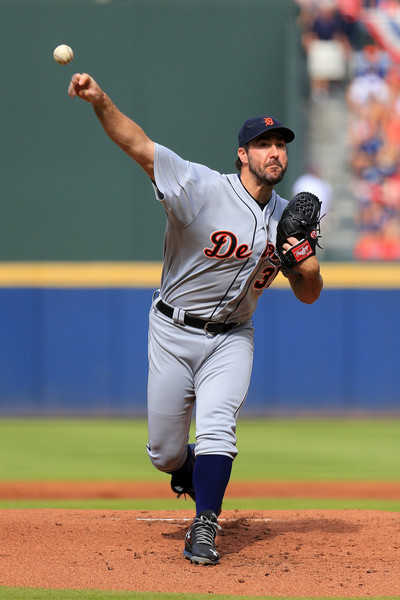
[183,550,219,565]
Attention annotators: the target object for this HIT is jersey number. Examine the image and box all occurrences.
[254,266,276,290]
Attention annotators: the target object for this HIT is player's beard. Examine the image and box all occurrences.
[248,156,287,186]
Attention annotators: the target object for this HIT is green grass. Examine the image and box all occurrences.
[0,497,398,511]
[0,417,399,512]
[1,417,400,482]
[235,418,400,481]
[0,591,398,600]
[0,418,151,481]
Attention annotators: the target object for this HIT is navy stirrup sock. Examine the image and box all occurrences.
[193,454,233,516]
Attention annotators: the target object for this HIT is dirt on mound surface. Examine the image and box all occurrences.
[0,507,399,597]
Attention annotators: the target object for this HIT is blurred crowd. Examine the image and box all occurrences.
[348,42,400,260]
[295,0,400,260]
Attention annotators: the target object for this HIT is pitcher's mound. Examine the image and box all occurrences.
[0,508,399,597]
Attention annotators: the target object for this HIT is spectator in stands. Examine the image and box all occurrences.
[346,61,390,110]
[353,43,390,77]
[300,1,352,101]
[336,0,363,49]
[292,163,333,223]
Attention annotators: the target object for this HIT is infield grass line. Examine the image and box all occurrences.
[0,589,398,600]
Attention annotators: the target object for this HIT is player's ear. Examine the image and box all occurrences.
[237,146,248,166]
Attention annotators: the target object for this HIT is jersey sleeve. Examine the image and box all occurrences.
[153,143,218,226]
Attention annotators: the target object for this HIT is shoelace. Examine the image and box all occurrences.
[193,515,222,545]
[172,484,195,500]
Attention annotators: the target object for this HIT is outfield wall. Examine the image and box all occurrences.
[0,0,303,262]
[0,263,398,416]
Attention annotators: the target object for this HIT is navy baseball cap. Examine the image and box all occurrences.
[238,116,295,146]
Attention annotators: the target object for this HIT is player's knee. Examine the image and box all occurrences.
[146,442,185,473]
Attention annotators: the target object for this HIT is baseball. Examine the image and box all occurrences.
[53,44,74,65]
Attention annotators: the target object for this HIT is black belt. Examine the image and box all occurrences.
[155,299,238,335]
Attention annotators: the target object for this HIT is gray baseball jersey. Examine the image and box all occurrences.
[146,143,290,469]
[152,143,288,323]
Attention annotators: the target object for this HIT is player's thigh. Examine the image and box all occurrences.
[194,322,254,457]
[147,310,196,471]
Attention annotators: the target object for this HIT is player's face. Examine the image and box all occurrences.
[244,134,288,185]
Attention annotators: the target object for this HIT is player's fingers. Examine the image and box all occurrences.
[79,73,95,86]
[282,236,299,252]
[68,73,84,97]
[68,82,77,97]
[70,73,82,83]
[68,74,98,101]
[73,73,92,88]
[286,236,299,246]
[77,73,101,93]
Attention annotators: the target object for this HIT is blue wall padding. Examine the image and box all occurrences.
[0,288,398,415]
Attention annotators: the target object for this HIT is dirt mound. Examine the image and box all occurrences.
[0,508,399,597]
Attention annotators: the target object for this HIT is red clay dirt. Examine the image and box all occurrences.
[0,481,399,597]
[1,480,400,500]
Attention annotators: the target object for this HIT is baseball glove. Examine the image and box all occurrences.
[275,191,322,269]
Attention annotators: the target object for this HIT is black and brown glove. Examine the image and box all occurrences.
[275,191,322,269]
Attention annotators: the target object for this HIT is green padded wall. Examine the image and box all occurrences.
[0,0,303,260]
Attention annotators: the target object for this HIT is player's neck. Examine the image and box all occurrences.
[239,173,273,205]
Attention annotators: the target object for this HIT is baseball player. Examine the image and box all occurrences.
[68,73,323,565]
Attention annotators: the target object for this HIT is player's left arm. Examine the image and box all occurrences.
[282,237,323,304]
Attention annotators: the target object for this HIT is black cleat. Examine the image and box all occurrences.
[170,444,196,502]
[183,510,221,565]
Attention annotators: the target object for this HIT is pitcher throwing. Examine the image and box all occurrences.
[68,73,323,565]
